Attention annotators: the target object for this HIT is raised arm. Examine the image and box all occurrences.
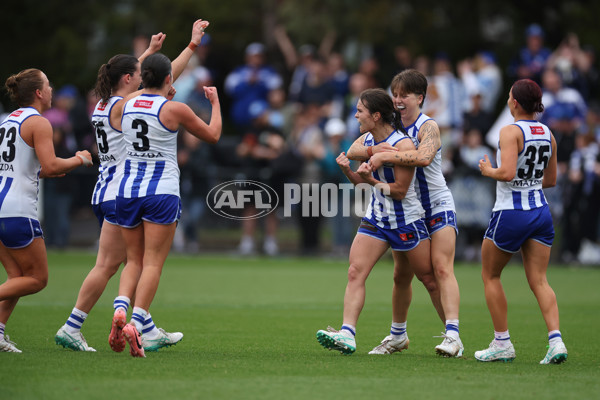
[167,86,222,144]
[369,120,440,170]
[272,25,298,70]
[171,19,210,81]
[137,32,166,64]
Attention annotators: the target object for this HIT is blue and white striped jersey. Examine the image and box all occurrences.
[91,96,126,205]
[118,94,180,198]
[363,130,424,228]
[493,120,552,211]
[403,113,455,218]
[0,107,41,219]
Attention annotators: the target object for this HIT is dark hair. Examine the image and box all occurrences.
[390,69,428,108]
[94,54,139,102]
[4,68,44,107]
[511,79,544,114]
[359,88,402,131]
[141,53,172,89]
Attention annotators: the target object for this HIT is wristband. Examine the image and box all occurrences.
[367,146,373,158]
[187,42,198,51]
[77,154,92,166]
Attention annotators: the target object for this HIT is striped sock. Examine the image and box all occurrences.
[390,321,407,339]
[445,319,459,339]
[341,324,356,337]
[131,307,148,332]
[65,308,88,333]
[113,296,130,313]
[494,330,512,348]
[548,330,563,346]
[0,322,5,338]
[142,313,160,339]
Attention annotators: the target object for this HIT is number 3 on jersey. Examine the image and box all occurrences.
[0,126,17,162]
[518,145,550,179]
[132,119,150,151]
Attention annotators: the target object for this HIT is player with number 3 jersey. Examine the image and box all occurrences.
[110,19,221,358]
[118,94,180,201]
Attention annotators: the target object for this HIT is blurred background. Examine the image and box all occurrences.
[1,0,599,264]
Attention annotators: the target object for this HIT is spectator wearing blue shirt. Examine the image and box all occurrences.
[508,24,552,85]
[224,43,283,133]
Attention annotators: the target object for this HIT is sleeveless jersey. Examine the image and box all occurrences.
[118,94,180,198]
[0,107,42,219]
[493,120,552,211]
[403,113,455,218]
[91,96,126,205]
[363,130,424,228]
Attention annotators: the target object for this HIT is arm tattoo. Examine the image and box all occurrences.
[389,122,439,166]
[416,123,439,164]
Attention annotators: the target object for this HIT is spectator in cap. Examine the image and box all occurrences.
[224,42,283,133]
[508,23,552,84]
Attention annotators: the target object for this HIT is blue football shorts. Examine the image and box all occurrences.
[115,194,182,228]
[357,218,429,251]
[92,200,117,228]
[484,205,554,253]
[0,217,44,249]
[424,210,458,235]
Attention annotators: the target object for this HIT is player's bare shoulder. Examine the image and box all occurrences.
[395,135,416,152]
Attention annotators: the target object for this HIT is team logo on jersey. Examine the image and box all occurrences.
[207,180,279,220]
[399,232,415,241]
[97,102,108,111]
[530,126,545,135]
[134,99,154,109]
[9,110,23,117]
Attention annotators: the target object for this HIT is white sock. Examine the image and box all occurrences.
[445,319,459,339]
[548,330,563,346]
[494,330,512,348]
[113,296,130,312]
[65,308,88,333]
[142,313,161,338]
[390,321,407,339]
[131,307,148,332]
[0,322,5,338]
[341,324,356,337]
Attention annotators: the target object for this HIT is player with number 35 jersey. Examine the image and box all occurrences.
[91,96,126,205]
[477,79,567,365]
[492,120,552,212]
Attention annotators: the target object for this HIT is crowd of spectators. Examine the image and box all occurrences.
[6,24,598,264]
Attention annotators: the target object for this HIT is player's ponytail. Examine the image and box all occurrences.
[94,54,139,102]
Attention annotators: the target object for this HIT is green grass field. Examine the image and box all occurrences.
[0,251,598,400]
